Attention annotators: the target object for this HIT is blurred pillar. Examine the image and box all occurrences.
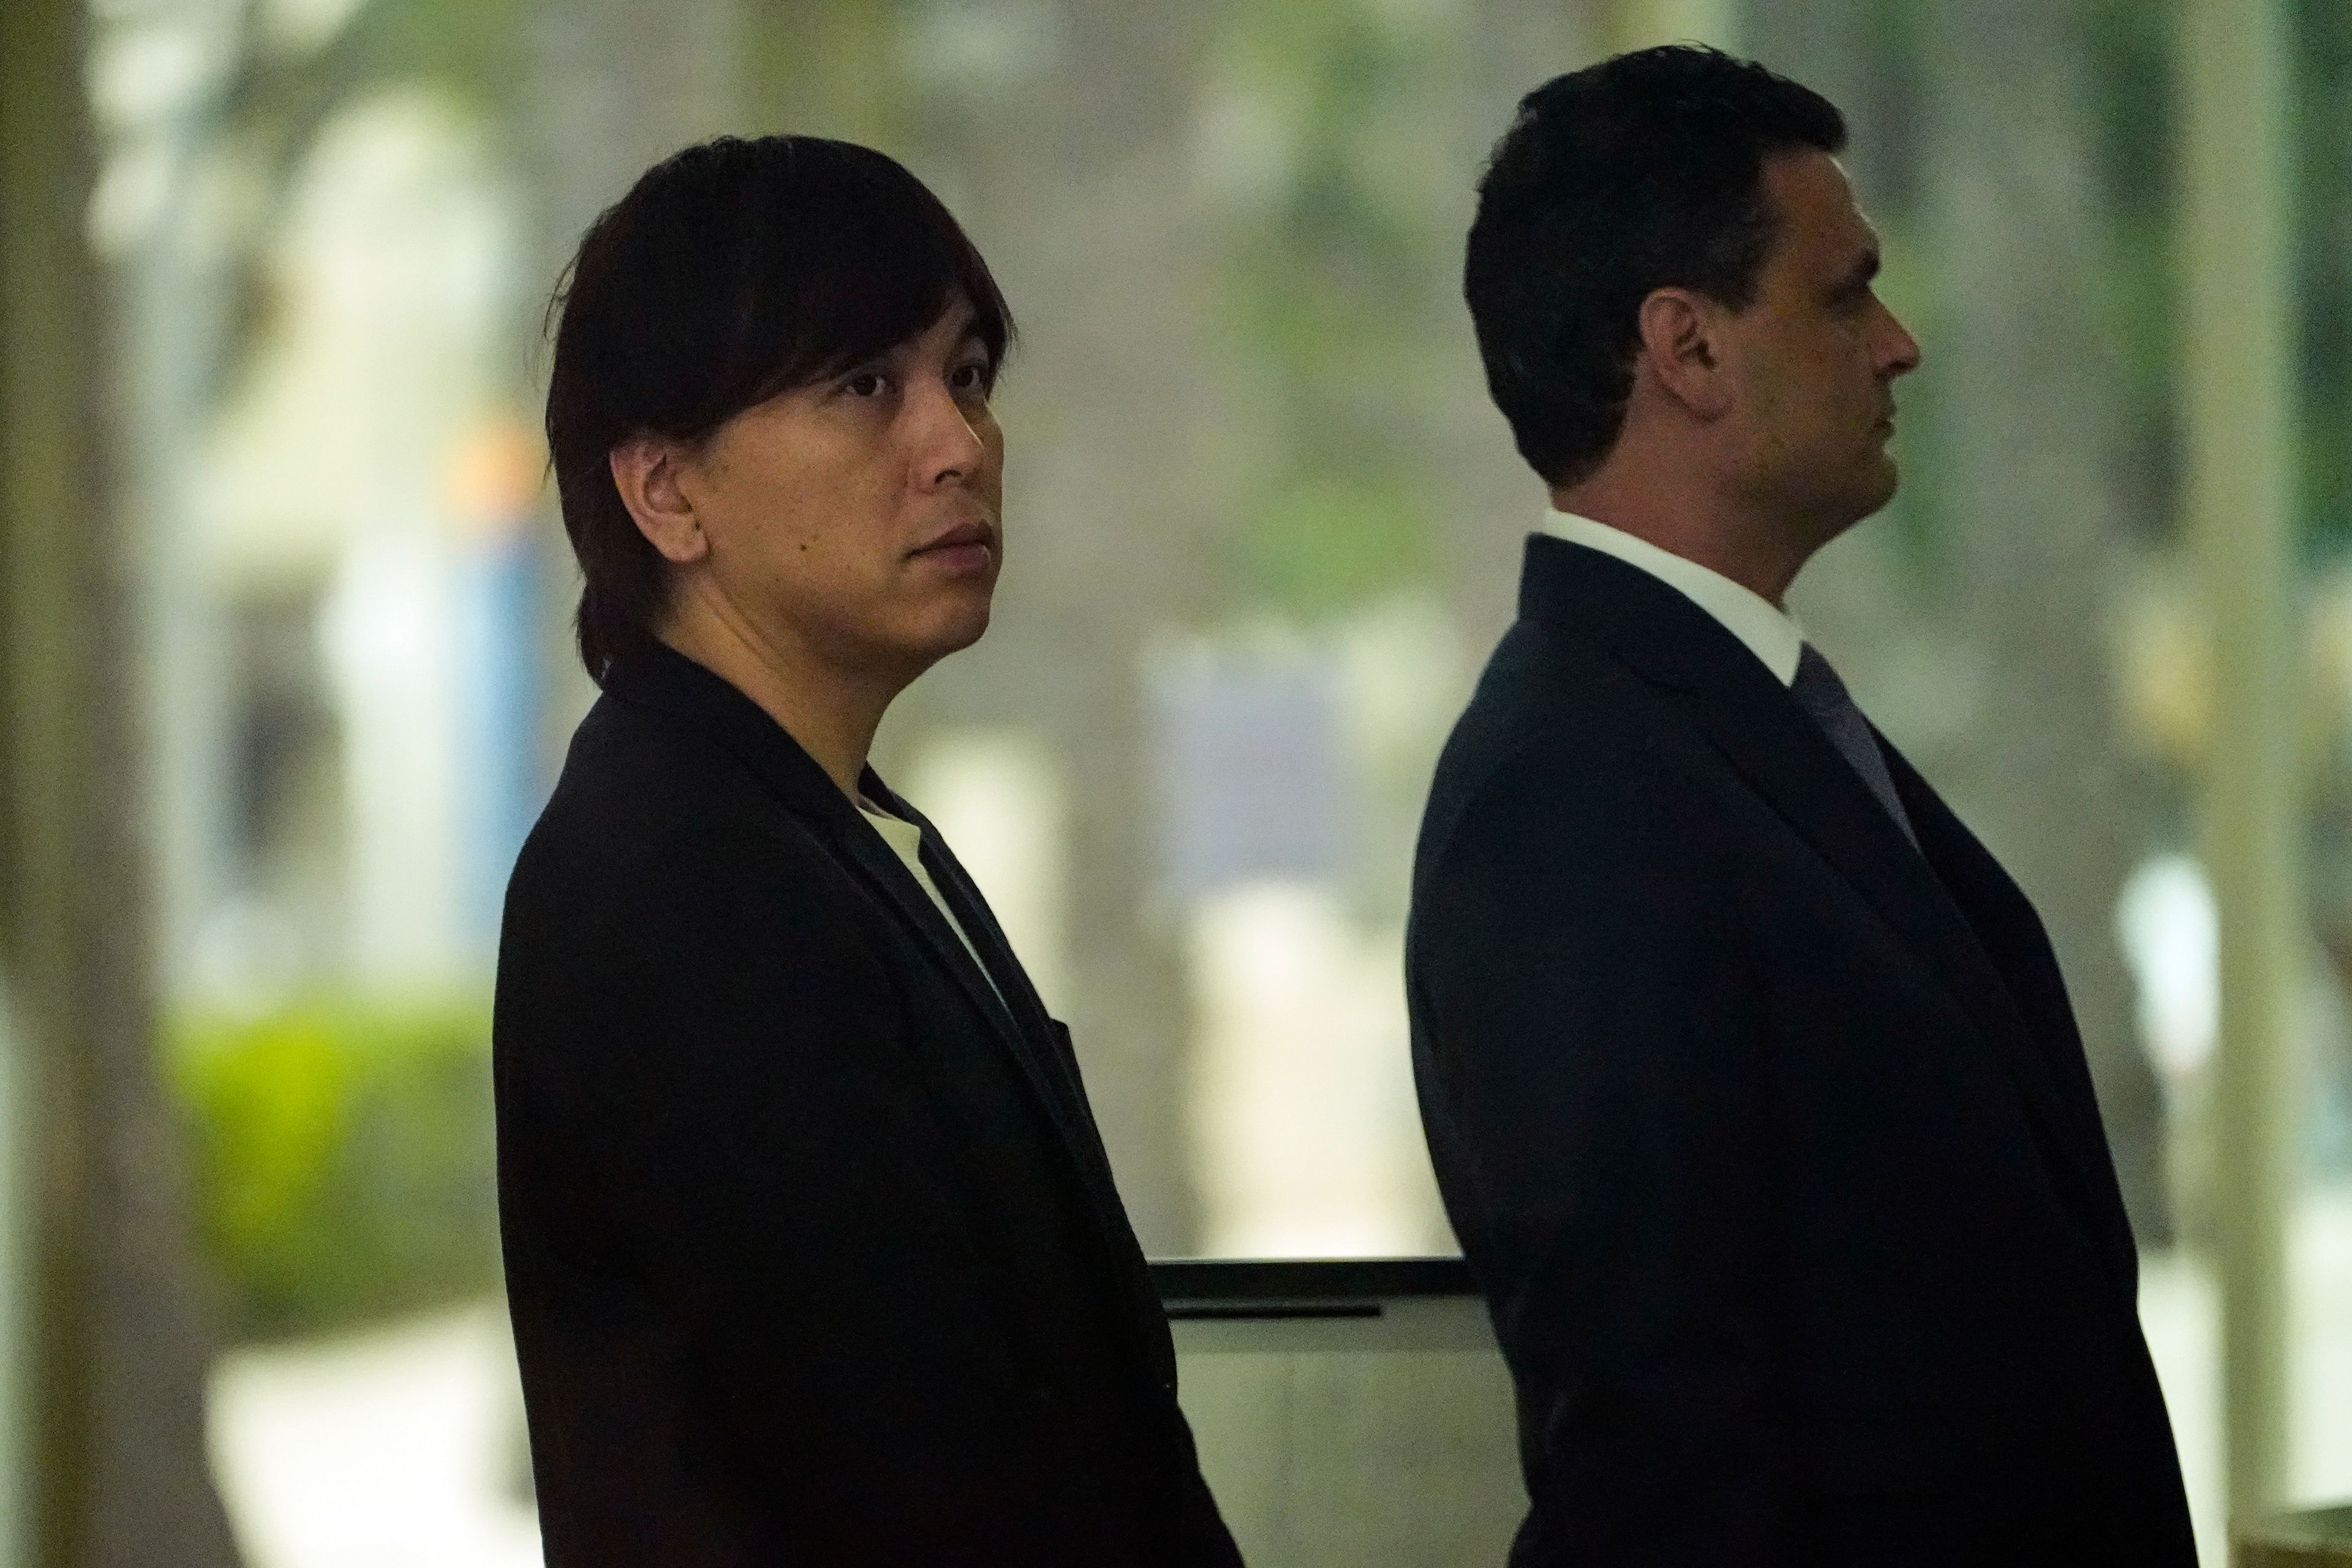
[1910,1,2175,1250]
[1599,0,1739,56]
[2179,0,2299,1528]
[0,7,89,1560]
[0,4,244,1568]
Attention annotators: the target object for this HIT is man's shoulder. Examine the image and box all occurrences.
[510,690,835,927]
[1432,616,1693,808]
[1417,614,1744,899]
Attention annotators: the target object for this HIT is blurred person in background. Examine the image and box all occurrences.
[1407,47,2194,1567]
[496,135,1240,1567]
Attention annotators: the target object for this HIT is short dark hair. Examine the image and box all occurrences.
[545,135,1014,682]
[1464,47,1845,486]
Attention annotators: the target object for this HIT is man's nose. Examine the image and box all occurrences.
[1880,309,1924,378]
[910,381,986,485]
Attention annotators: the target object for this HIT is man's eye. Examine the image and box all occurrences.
[949,363,990,394]
[843,372,888,398]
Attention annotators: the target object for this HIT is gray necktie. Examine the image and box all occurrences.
[1791,643,1918,848]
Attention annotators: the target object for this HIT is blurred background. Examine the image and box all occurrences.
[2,0,2349,1562]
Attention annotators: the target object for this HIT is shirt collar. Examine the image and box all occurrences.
[1539,508,1805,687]
[859,797,924,858]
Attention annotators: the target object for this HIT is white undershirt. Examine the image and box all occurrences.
[858,801,1006,1006]
[1540,508,1805,688]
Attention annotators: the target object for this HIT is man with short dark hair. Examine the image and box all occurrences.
[1409,47,2196,1565]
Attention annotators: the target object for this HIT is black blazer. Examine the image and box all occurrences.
[494,643,1240,1567]
[1407,538,2195,1566]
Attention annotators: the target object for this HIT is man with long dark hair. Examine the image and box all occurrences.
[1409,47,2195,1565]
[497,135,1241,1567]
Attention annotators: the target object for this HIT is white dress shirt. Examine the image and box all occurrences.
[1540,508,1804,688]
[859,801,1006,1006]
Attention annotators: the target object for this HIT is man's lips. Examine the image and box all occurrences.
[910,518,998,570]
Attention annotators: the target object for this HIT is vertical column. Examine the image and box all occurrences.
[1600,0,1740,56]
[2179,0,2297,1529]
[1907,0,2173,1252]
[0,1,92,1560]
[1,3,244,1565]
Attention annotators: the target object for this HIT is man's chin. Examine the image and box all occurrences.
[1843,456,1901,524]
[1868,457,1901,514]
[910,602,995,667]
[945,609,992,654]
[1793,467,1900,559]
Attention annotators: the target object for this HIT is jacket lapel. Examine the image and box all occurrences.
[604,646,1120,1239]
[862,782,1174,1373]
[902,807,1167,1231]
[1521,538,2122,1268]
[604,646,1176,1387]
[829,787,1036,1066]
[850,777,1112,1182]
[892,805,1102,1134]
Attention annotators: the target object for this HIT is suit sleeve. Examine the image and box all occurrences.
[1411,766,1790,1565]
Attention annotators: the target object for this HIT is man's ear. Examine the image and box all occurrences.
[609,435,711,566]
[1634,287,1737,421]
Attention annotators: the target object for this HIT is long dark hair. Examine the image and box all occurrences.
[545,135,1015,682]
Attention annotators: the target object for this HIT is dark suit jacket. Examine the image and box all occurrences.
[1407,538,2195,1566]
[494,643,1241,1567]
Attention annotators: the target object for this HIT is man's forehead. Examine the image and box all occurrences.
[1763,149,1878,263]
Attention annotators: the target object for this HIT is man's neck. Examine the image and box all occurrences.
[1549,476,1806,609]
[657,597,899,802]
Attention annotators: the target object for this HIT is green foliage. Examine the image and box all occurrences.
[2079,0,2352,557]
[1210,0,1460,622]
[274,0,528,124]
[2287,0,2352,556]
[1237,477,1428,620]
[742,0,908,151]
[203,0,532,410]
[171,996,499,1343]
[2082,0,2181,546]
